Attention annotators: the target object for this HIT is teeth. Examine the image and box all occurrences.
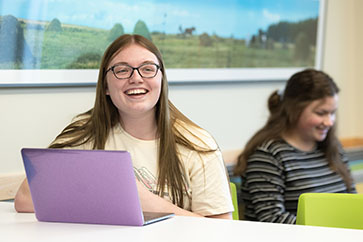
[126,89,147,95]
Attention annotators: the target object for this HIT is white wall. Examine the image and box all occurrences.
[169,82,283,150]
[0,0,362,174]
[0,82,283,173]
[0,87,96,173]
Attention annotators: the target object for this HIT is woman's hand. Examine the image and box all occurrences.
[135,180,232,219]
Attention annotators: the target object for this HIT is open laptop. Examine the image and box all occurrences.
[21,148,174,226]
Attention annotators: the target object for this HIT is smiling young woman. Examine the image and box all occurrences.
[234,69,356,224]
[283,94,338,152]
[14,35,233,219]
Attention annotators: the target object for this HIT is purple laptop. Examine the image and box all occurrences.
[21,148,174,226]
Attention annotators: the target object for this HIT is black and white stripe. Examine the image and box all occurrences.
[241,139,356,224]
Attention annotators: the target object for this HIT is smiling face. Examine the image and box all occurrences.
[105,43,162,120]
[292,95,338,148]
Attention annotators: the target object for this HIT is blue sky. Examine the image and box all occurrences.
[0,0,320,39]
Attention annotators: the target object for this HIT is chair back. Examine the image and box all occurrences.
[230,182,239,220]
[296,193,363,230]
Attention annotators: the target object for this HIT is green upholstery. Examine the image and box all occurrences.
[296,193,363,230]
[230,182,239,220]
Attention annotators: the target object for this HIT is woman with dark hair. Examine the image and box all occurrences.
[15,34,233,219]
[234,69,356,223]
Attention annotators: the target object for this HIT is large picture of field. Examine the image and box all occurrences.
[0,0,322,85]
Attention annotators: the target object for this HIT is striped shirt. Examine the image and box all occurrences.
[240,139,356,224]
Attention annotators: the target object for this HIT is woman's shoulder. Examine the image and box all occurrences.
[256,139,291,154]
[174,119,218,150]
[335,140,349,162]
[246,139,292,171]
[49,112,92,148]
[71,112,91,124]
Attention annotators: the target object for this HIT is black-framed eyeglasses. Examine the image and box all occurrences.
[106,63,160,79]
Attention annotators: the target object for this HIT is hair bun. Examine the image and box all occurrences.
[268,90,282,113]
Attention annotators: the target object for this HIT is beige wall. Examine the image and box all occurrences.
[356,0,363,136]
[323,0,363,138]
[0,0,362,174]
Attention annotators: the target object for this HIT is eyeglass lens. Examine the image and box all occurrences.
[113,64,158,79]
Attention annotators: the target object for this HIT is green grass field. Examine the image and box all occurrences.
[2,23,316,69]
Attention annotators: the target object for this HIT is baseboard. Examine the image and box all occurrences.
[356,183,363,194]
[340,137,363,148]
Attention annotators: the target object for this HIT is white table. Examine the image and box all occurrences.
[1,202,362,242]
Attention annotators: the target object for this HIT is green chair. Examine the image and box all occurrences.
[230,182,239,220]
[296,193,363,230]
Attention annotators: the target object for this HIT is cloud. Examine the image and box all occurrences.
[262,9,280,23]
[171,9,192,17]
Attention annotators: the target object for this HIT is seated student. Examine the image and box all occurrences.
[234,69,356,223]
[15,34,233,219]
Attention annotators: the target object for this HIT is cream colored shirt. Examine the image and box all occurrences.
[65,122,233,216]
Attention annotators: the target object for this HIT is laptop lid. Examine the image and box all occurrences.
[21,148,173,226]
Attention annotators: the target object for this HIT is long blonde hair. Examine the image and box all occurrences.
[49,34,215,206]
[234,69,353,190]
